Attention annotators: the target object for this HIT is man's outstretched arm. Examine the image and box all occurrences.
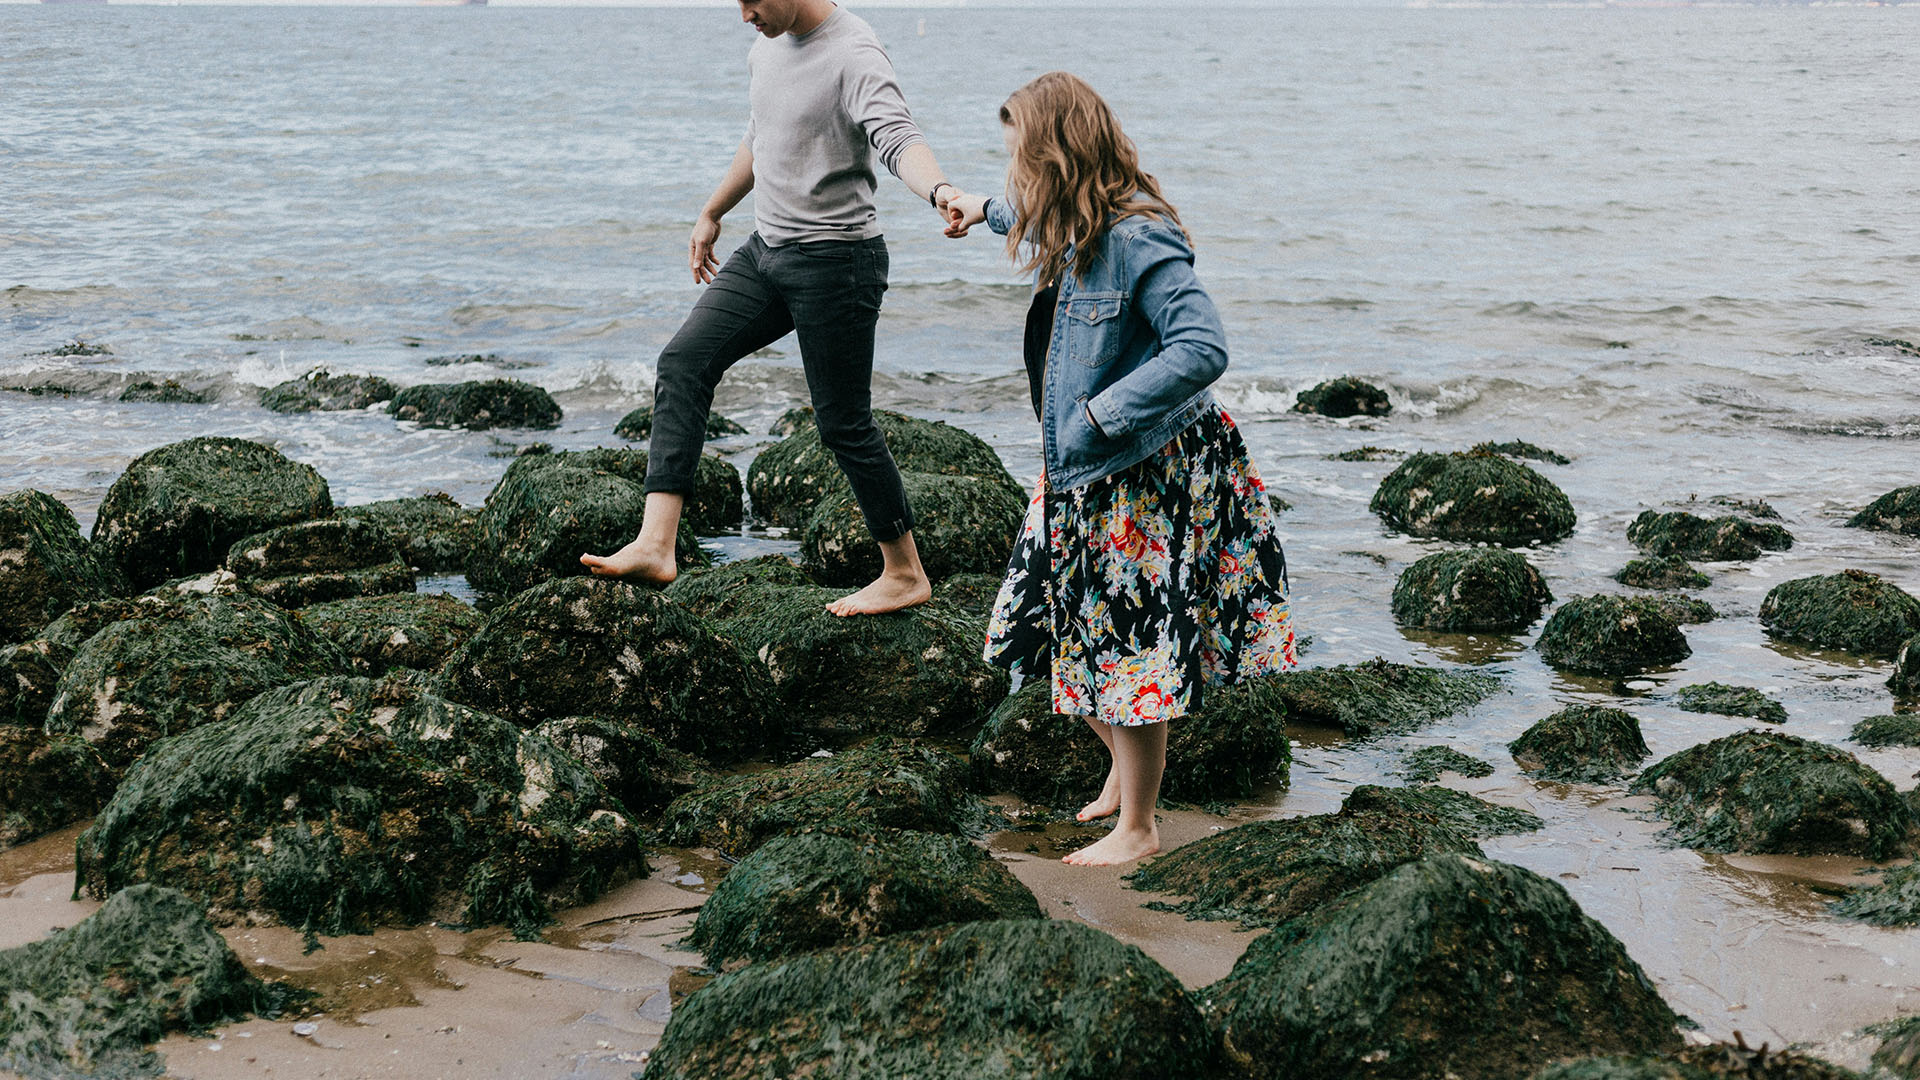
[691,138,755,284]
[891,142,953,212]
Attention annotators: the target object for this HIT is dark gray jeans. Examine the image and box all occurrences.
[644,233,913,542]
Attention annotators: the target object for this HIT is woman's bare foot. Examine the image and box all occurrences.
[579,540,677,585]
[1076,770,1122,822]
[1062,824,1160,867]
[825,570,931,616]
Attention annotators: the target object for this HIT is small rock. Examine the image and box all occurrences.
[1470,440,1571,465]
[259,370,396,413]
[1614,556,1710,591]
[1292,377,1391,418]
[386,379,561,430]
[1847,485,1920,537]
[1509,704,1649,782]
[613,405,746,442]
[1626,510,1792,562]
[1850,714,1920,749]
[1390,547,1552,632]
[1370,450,1577,547]
[1675,682,1786,725]
[1268,658,1502,738]
[1536,594,1691,675]
[1760,570,1920,659]
[120,378,212,404]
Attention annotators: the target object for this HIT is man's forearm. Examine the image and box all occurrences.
[701,139,756,221]
[892,142,950,206]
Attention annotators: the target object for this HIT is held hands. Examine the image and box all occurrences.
[934,187,988,239]
[689,214,722,284]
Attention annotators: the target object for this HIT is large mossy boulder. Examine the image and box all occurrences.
[747,409,1023,528]
[224,517,415,607]
[336,493,478,575]
[466,448,711,596]
[1200,854,1682,1080]
[531,715,713,820]
[971,678,1289,807]
[76,676,644,939]
[91,437,332,590]
[1269,658,1502,738]
[259,369,396,413]
[614,405,746,442]
[1847,486,1920,536]
[666,556,1007,738]
[654,740,985,859]
[1626,510,1793,562]
[1369,451,1576,547]
[801,469,1024,585]
[1293,376,1391,418]
[1615,557,1710,591]
[45,592,346,771]
[1759,570,1920,659]
[1630,730,1918,859]
[0,489,124,644]
[1536,594,1691,675]
[647,918,1220,1080]
[0,727,113,849]
[300,592,484,674]
[1675,682,1786,724]
[435,576,770,762]
[386,378,560,430]
[1390,547,1552,632]
[687,828,1042,967]
[0,884,287,1080]
[1508,704,1649,782]
[1894,635,1920,696]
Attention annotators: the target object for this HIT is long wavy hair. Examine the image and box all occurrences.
[1000,71,1187,286]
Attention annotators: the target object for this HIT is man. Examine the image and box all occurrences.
[583,0,958,616]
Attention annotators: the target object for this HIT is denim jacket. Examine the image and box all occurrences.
[986,196,1226,491]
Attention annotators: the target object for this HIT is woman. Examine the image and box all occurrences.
[942,72,1296,867]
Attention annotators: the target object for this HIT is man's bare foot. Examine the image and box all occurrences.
[1077,771,1121,822]
[579,540,678,585]
[1062,825,1160,867]
[825,571,931,616]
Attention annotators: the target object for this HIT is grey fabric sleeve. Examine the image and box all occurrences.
[840,40,925,177]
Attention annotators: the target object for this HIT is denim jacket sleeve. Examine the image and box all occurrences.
[985,195,1018,237]
[1084,224,1228,439]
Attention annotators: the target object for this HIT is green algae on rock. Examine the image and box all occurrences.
[665,556,1006,738]
[1537,594,1691,675]
[119,378,212,404]
[91,437,333,591]
[1675,683,1786,725]
[531,715,713,820]
[1830,863,1920,927]
[1390,547,1553,632]
[1848,485,1920,537]
[687,828,1042,967]
[1615,557,1711,591]
[1369,450,1576,547]
[1509,705,1650,783]
[1397,745,1494,784]
[931,571,1005,620]
[1538,1044,1858,1080]
[0,884,292,1080]
[1894,636,1920,696]
[1269,657,1503,738]
[46,592,347,771]
[1646,594,1717,626]
[435,576,771,762]
[336,493,478,575]
[1201,853,1681,1080]
[1852,714,1920,748]
[1631,730,1918,859]
[77,676,644,940]
[1471,439,1571,465]
[1342,783,1543,838]
[1533,1058,1710,1080]
[747,409,1023,528]
[1875,1016,1920,1080]
[1625,510,1793,562]
[1327,446,1405,462]
[1759,570,1920,659]
[654,740,986,859]
[0,727,113,850]
[648,918,1220,1080]
[224,517,415,608]
[0,639,64,726]
[970,677,1289,807]
[801,469,1024,586]
[1293,376,1391,418]
[386,378,561,430]
[613,405,746,442]
[300,592,484,675]
[0,489,125,644]
[259,370,396,413]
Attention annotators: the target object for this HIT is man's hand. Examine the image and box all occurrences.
[941,192,988,238]
[690,215,723,283]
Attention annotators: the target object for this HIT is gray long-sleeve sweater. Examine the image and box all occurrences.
[745,5,926,247]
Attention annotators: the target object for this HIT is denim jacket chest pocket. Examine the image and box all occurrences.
[1065,291,1128,367]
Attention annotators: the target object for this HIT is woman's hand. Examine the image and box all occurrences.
[941,193,989,238]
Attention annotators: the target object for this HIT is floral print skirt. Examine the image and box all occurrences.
[984,407,1297,727]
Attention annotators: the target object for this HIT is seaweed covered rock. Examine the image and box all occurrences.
[1201,854,1682,1080]
[802,470,1024,585]
[1390,547,1552,632]
[1675,682,1786,724]
[1533,1059,1708,1080]
[0,728,113,849]
[1509,705,1649,782]
[335,492,477,574]
[971,677,1289,807]
[654,740,984,859]
[1397,745,1493,784]
[1369,451,1576,547]
[1471,440,1570,466]
[120,378,211,404]
[1615,557,1710,591]
[1626,510,1793,562]
[769,405,815,437]
[1830,863,1920,927]
[747,410,1023,528]
[1847,486,1920,537]
[1759,570,1920,659]
[1536,1043,1854,1080]
[76,677,643,938]
[1269,658,1502,738]
[91,437,332,590]
[613,405,746,442]
[1647,594,1717,625]
[1537,594,1691,675]
[1630,730,1917,858]
[1895,636,1920,696]
[436,576,770,762]
[466,447,710,596]
[46,592,346,771]
[531,715,713,819]
[259,369,396,413]
[300,592,484,674]
[1341,783,1543,838]
[0,489,124,644]
[932,571,1005,620]
[224,517,414,607]
[0,639,64,726]
[1293,376,1391,418]
[665,556,1006,737]
[1852,713,1920,748]
[0,885,284,1080]
[647,919,1219,1080]
[687,828,1042,967]
[386,378,561,430]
